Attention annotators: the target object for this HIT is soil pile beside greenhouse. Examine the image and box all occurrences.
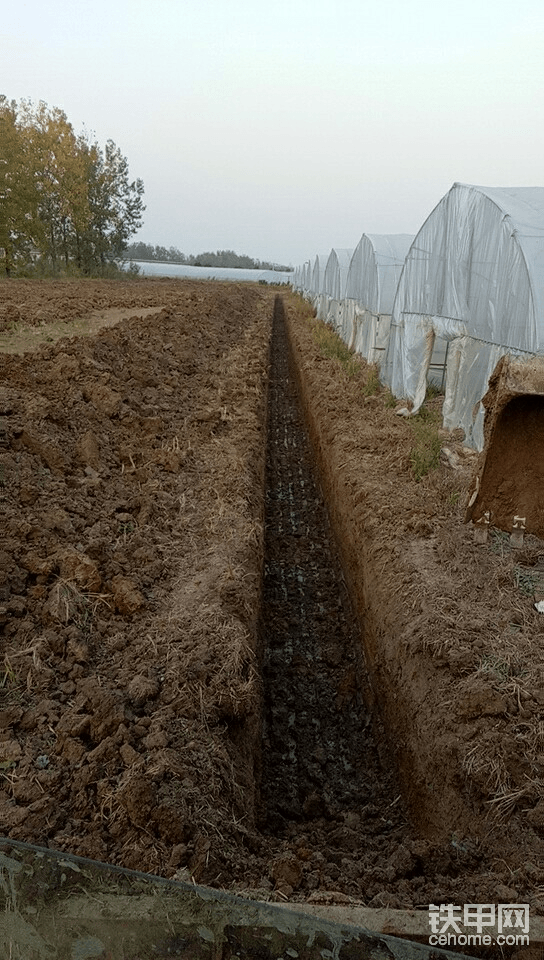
[0,279,543,923]
[466,353,544,540]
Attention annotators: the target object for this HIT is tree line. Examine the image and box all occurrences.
[0,97,145,277]
[124,241,292,272]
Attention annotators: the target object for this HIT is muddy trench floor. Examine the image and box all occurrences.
[257,299,414,892]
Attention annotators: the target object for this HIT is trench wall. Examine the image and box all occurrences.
[281,295,476,839]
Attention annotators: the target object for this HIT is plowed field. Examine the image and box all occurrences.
[0,279,543,934]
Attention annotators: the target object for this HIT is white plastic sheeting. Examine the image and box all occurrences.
[309,254,330,308]
[315,248,354,325]
[299,260,312,299]
[381,183,544,448]
[340,234,414,364]
[292,183,544,450]
[133,261,292,284]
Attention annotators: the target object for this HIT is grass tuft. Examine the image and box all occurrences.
[309,321,361,377]
[408,408,442,481]
[362,365,382,397]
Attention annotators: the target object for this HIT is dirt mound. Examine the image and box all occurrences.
[0,279,272,877]
[467,354,544,539]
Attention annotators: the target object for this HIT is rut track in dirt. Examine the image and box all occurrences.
[258,296,411,869]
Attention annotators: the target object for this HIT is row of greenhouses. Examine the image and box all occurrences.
[292,182,544,450]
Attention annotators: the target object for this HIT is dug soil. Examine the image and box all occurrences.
[0,279,543,932]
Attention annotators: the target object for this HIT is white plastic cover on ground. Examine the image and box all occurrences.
[132,261,292,284]
[341,234,414,364]
[382,183,544,449]
[316,248,354,326]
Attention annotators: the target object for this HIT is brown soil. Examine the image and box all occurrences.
[466,354,544,539]
[1,278,543,944]
[0,278,271,879]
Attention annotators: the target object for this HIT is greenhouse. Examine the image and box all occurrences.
[316,248,354,325]
[382,182,544,449]
[340,234,414,364]
[299,260,312,299]
[308,253,330,309]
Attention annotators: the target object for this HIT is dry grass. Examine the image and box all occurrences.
[45,578,112,628]
[408,409,443,481]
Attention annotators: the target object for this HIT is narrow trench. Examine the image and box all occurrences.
[258,296,409,874]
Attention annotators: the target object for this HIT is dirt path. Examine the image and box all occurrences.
[0,305,165,355]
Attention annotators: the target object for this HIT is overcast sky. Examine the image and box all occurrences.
[4,0,544,266]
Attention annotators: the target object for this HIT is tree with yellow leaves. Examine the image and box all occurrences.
[0,96,145,276]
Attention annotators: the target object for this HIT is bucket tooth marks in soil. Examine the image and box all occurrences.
[261,296,403,833]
